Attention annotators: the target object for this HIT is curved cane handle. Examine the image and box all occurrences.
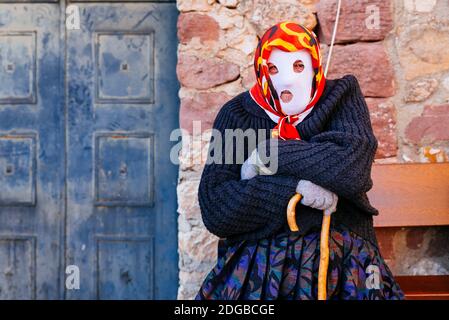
[286,192,331,300]
[287,193,302,232]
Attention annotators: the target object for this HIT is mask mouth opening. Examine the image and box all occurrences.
[280,90,293,103]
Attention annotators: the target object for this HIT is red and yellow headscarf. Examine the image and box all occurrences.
[249,21,326,140]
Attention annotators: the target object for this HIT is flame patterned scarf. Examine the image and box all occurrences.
[249,21,326,140]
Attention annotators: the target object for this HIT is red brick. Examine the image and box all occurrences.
[405,228,427,250]
[375,227,399,261]
[317,0,393,44]
[326,42,395,97]
[405,104,449,144]
[366,98,397,158]
[177,54,240,90]
[178,13,219,44]
[180,91,232,134]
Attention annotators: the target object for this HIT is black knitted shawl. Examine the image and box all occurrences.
[198,74,380,246]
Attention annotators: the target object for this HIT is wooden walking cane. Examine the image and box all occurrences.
[283,0,341,299]
[287,193,331,300]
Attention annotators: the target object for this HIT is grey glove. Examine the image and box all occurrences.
[296,179,338,215]
[240,147,274,180]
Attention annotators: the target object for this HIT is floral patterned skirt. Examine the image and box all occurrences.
[195,225,404,300]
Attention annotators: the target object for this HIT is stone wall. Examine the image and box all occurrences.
[175,0,449,299]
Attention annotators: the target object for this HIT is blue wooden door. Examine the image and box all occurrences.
[0,1,179,299]
[66,2,179,299]
[0,3,63,299]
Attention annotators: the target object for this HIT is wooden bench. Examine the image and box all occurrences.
[367,163,449,299]
[393,275,449,300]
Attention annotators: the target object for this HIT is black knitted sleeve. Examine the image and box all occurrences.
[259,75,379,199]
[198,98,300,240]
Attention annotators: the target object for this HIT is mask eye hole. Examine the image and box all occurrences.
[293,60,304,73]
[267,63,278,75]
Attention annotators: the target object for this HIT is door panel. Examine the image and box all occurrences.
[0,3,63,299]
[0,1,179,300]
[66,3,179,299]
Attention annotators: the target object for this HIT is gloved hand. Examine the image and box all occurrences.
[240,146,274,180]
[241,139,278,180]
[296,179,338,215]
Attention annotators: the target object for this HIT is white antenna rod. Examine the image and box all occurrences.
[324,0,342,77]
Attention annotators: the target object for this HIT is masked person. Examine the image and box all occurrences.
[195,21,404,300]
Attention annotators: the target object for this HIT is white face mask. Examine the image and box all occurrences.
[267,48,314,116]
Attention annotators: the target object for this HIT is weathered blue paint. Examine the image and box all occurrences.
[0,3,63,299]
[0,1,179,299]
[66,3,179,300]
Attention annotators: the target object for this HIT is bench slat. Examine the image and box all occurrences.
[395,275,449,300]
[368,163,449,227]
